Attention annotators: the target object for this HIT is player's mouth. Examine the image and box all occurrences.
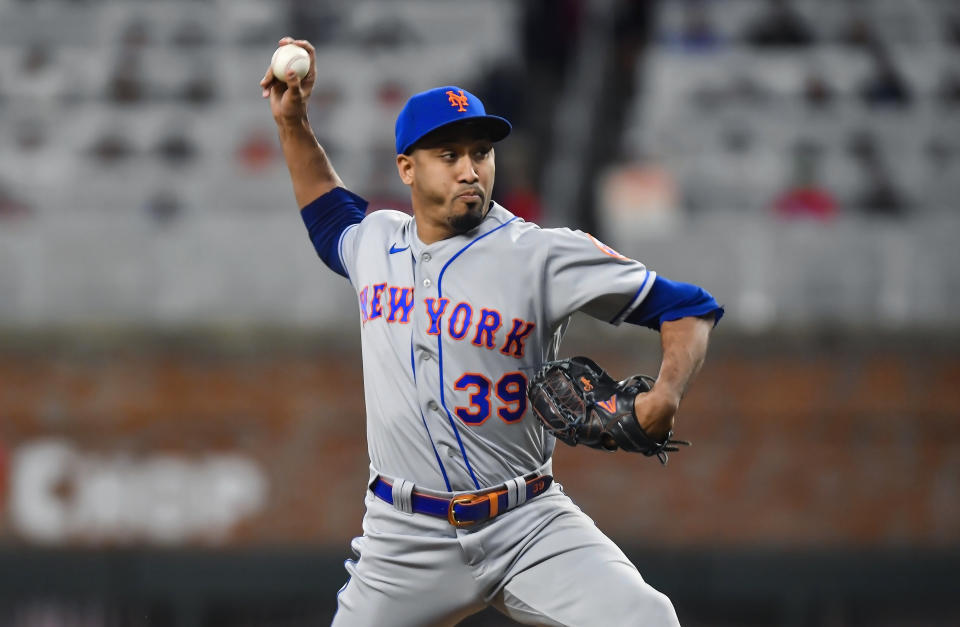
[455,187,483,202]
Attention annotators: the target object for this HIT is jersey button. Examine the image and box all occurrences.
[428,401,438,411]
[422,253,432,262]
[423,279,432,288]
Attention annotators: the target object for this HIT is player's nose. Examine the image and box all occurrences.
[455,155,479,183]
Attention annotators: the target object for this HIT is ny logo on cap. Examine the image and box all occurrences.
[446,89,469,112]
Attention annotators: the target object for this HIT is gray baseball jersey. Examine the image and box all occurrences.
[337,202,655,492]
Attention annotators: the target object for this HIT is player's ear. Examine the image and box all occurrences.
[396,153,414,186]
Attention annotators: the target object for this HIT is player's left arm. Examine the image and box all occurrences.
[537,228,722,440]
[624,276,723,440]
[633,313,714,440]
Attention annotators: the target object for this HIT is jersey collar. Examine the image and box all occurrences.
[400,202,516,259]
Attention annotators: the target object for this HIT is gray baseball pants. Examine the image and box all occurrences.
[332,482,680,626]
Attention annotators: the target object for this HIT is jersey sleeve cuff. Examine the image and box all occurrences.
[609,270,657,326]
[661,303,725,327]
[336,223,360,281]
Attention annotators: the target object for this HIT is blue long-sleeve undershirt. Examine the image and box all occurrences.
[625,276,724,330]
[300,187,367,279]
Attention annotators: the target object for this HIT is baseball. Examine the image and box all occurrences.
[271,44,310,82]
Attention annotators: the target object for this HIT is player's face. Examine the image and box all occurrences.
[397,126,496,241]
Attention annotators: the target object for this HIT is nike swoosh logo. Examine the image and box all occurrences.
[388,243,409,254]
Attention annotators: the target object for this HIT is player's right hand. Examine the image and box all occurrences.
[260,37,316,125]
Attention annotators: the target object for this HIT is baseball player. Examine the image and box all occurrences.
[261,37,723,626]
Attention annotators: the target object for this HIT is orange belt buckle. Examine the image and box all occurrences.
[447,491,504,528]
[448,494,480,527]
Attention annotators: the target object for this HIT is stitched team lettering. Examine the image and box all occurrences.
[358,284,534,359]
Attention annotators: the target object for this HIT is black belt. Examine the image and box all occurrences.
[371,474,553,527]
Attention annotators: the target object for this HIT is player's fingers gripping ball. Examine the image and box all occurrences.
[271,44,310,82]
[527,357,690,464]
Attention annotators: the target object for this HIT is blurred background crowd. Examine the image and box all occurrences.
[0,0,958,625]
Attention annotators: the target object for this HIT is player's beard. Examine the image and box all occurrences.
[448,202,486,234]
[447,188,488,234]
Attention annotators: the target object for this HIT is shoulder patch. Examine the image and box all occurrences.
[587,233,629,261]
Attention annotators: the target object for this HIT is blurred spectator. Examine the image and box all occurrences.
[803,71,834,109]
[235,130,279,173]
[854,160,907,218]
[180,74,216,106]
[838,14,877,48]
[743,0,814,47]
[89,132,135,165]
[501,183,543,224]
[860,45,912,108]
[849,128,910,218]
[144,190,183,225]
[500,167,543,224]
[849,132,907,217]
[21,44,54,74]
[376,81,408,110]
[18,43,62,103]
[597,159,680,232]
[665,0,722,52]
[106,58,146,104]
[772,142,837,221]
[155,132,198,167]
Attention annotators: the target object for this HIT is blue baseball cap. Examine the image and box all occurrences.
[395,86,511,155]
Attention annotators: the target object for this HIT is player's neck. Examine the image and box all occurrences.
[411,206,465,245]
[417,220,457,246]
[412,215,452,245]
